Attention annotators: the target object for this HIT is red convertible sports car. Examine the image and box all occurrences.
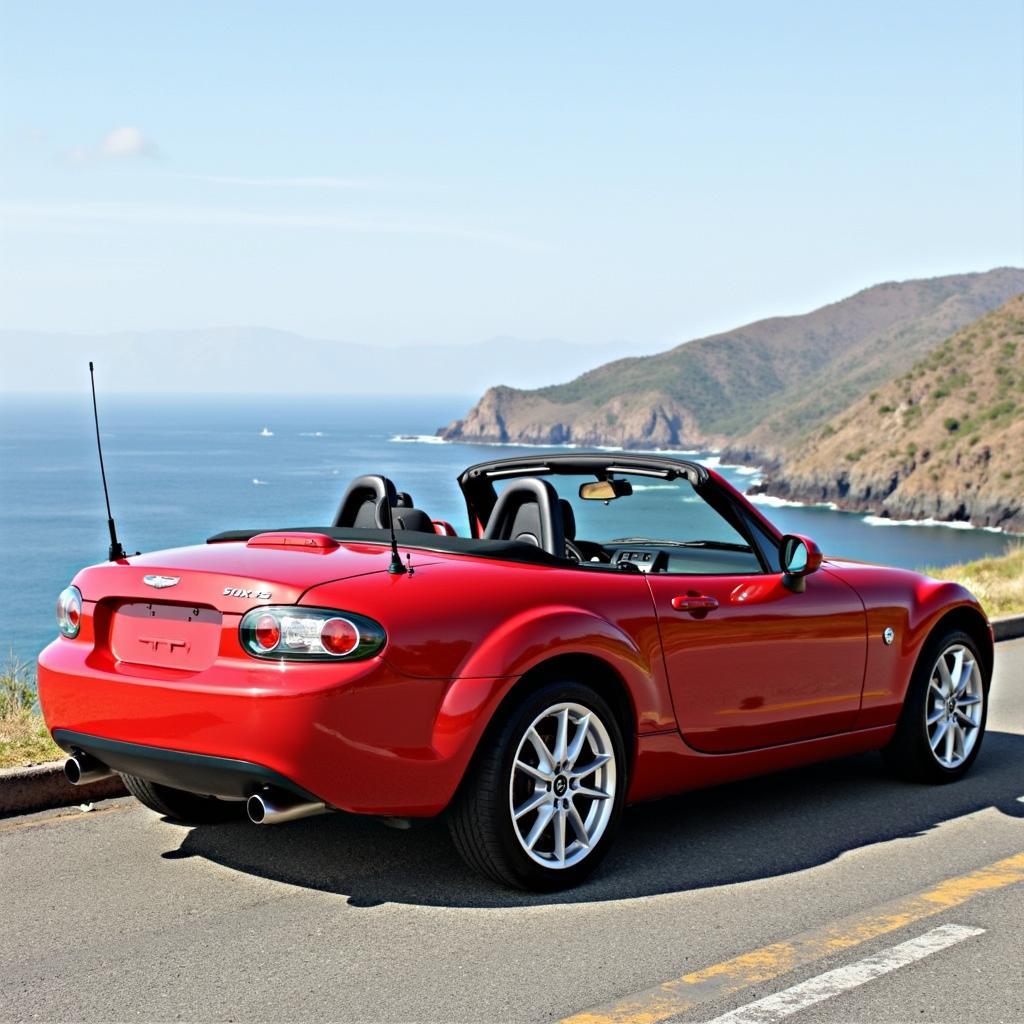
[39,452,993,890]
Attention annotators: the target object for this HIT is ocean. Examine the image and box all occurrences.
[2,392,1019,668]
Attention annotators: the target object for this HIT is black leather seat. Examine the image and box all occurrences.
[483,478,565,556]
[333,475,399,528]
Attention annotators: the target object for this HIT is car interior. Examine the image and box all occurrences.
[326,468,770,576]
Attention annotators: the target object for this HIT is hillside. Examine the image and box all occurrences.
[439,269,1024,452]
[758,296,1024,532]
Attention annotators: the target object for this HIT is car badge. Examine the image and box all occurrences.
[143,574,180,589]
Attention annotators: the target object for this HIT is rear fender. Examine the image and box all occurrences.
[432,605,673,761]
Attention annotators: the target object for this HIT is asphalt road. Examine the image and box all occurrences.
[2,640,1022,1024]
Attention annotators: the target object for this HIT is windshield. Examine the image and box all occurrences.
[493,471,764,574]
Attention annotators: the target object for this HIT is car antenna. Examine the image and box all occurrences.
[88,361,128,562]
[381,494,407,575]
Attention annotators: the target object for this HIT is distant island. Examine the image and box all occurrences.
[439,268,1024,533]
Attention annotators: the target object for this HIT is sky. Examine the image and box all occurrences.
[1,1,1022,356]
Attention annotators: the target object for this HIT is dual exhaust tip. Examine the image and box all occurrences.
[64,751,325,826]
[245,789,326,825]
[64,751,118,786]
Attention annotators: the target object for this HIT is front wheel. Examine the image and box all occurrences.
[448,682,627,891]
[883,629,989,783]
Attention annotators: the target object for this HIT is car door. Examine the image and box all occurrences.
[646,567,867,753]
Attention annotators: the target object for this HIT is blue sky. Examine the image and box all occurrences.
[1,1,1021,349]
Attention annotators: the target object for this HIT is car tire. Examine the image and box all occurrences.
[448,680,627,891]
[882,628,989,784]
[120,773,242,824]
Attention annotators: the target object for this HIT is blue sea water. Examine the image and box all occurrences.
[1,393,1019,668]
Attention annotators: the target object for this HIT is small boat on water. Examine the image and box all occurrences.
[259,427,274,437]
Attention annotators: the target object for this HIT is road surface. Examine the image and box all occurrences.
[2,640,1022,1023]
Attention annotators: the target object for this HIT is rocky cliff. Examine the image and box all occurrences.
[757,296,1024,531]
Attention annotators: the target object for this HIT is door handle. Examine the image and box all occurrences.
[671,594,719,612]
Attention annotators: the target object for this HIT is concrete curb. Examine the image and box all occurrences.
[0,760,126,818]
[992,614,1024,642]
[2,619,1022,818]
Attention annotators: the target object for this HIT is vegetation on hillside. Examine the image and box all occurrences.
[766,295,1024,530]
[0,651,61,770]
[922,547,1024,618]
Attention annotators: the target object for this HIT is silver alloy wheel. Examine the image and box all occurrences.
[926,643,984,769]
[508,702,617,869]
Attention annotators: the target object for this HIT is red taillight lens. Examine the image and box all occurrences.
[239,607,385,662]
[254,614,281,650]
[320,617,359,656]
[56,585,83,639]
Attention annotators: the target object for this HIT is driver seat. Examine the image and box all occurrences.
[483,478,565,557]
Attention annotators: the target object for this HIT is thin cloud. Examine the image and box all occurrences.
[186,174,368,189]
[0,200,551,252]
[62,126,159,163]
[101,126,158,158]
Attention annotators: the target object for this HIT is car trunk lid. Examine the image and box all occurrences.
[73,538,402,671]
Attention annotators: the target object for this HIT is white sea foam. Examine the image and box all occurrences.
[747,493,807,509]
[299,431,326,437]
[390,433,447,444]
[862,514,977,531]
[252,478,269,486]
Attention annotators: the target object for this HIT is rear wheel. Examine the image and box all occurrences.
[120,773,242,824]
[883,629,989,783]
[448,681,626,891]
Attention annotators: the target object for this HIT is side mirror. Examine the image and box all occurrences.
[779,534,822,592]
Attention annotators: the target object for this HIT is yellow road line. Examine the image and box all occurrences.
[563,851,1024,1024]
[0,803,127,835]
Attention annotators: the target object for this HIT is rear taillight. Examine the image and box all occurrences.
[239,607,385,662]
[57,585,82,638]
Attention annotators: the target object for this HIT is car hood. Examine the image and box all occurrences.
[71,538,434,613]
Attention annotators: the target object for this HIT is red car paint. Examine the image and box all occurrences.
[37,456,993,818]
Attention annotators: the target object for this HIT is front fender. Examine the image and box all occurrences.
[836,566,992,728]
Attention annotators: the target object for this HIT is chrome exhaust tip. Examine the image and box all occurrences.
[64,751,117,786]
[246,787,327,825]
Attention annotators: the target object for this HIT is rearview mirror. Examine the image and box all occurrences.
[579,479,634,501]
[779,534,822,592]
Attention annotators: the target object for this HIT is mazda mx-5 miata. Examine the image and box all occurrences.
[39,453,993,890]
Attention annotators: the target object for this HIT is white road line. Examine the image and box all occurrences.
[700,924,985,1024]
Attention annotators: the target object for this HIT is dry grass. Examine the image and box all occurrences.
[923,546,1024,619]
[0,708,62,769]
[0,649,62,769]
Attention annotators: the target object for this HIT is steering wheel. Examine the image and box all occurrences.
[565,539,585,564]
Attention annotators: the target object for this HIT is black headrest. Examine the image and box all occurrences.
[333,475,398,529]
[375,498,435,533]
[396,492,414,508]
[559,499,576,541]
[483,477,565,557]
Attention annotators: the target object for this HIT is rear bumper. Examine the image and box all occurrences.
[53,729,319,802]
[38,638,514,816]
